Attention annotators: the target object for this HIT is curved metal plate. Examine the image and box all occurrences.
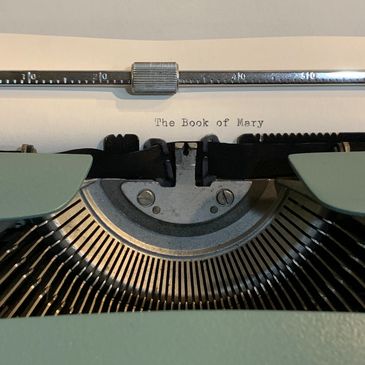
[289,152,365,216]
[0,153,92,220]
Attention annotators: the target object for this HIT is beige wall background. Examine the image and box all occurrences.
[0,0,365,40]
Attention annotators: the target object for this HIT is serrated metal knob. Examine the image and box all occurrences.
[131,62,179,95]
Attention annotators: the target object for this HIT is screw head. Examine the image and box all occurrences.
[137,189,155,207]
[152,206,161,214]
[216,189,234,206]
[210,206,218,214]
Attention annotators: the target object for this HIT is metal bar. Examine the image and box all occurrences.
[0,71,131,86]
[0,64,365,94]
[178,70,365,86]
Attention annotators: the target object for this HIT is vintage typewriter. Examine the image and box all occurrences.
[1,61,365,363]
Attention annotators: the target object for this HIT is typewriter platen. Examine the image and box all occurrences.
[0,62,365,316]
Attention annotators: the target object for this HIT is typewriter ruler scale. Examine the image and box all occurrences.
[0,62,365,94]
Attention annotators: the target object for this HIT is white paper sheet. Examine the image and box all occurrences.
[1,34,365,152]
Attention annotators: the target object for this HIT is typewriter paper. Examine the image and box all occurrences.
[1,34,365,152]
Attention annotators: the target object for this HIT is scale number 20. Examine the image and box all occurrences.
[21,73,37,81]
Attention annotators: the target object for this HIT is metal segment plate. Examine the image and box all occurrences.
[121,147,252,224]
[121,179,251,224]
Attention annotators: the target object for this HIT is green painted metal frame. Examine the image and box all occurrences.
[290,152,365,216]
[0,153,92,221]
[0,311,364,365]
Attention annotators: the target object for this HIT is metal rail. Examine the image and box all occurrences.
[0,62,364,95]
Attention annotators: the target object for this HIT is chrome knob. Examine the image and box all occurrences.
[131,62,178,95]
